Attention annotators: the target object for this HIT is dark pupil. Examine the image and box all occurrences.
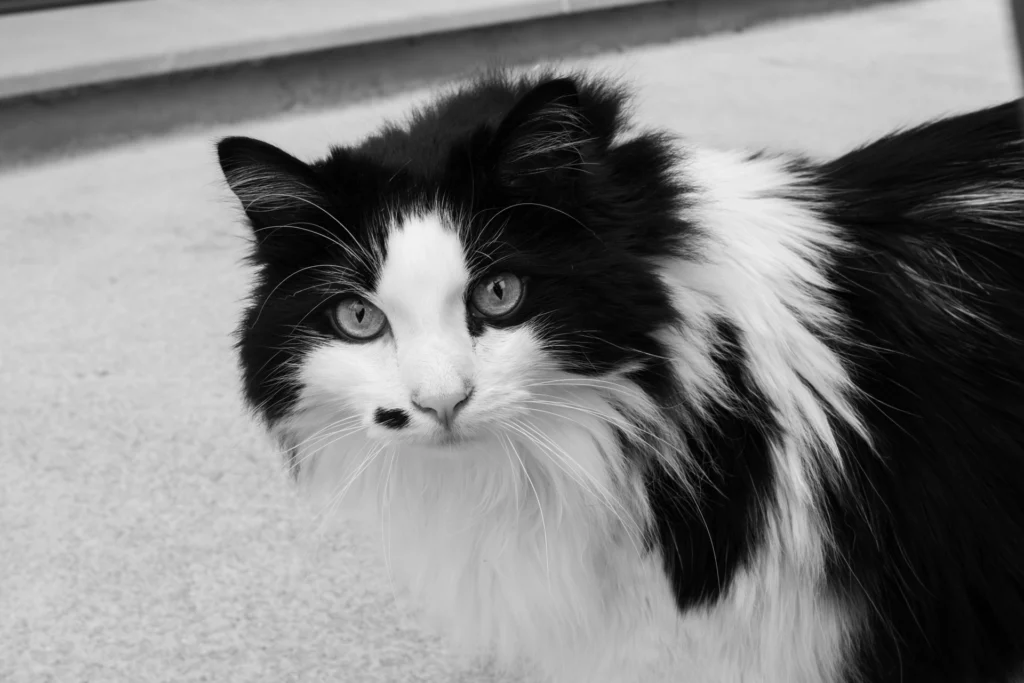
[491,280,505,300]
[353,303,366,324]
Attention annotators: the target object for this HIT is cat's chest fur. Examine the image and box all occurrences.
[296,418,851,683]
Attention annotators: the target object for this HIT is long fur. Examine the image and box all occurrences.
[216,70,1024,683]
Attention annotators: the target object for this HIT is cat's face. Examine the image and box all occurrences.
[299,209,550,450]
[218,74,685,463]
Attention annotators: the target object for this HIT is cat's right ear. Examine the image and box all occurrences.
[216,136,328,244]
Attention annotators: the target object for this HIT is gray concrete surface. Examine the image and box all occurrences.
[0,0,906,169]
[0,0,1017,681]
[0,0,667,100]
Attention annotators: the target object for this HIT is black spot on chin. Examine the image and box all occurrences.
[374,408,410,429]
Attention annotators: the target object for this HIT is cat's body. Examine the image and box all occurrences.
[217,71,1024,683]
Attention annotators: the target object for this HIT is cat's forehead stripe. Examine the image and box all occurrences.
[375,211,469,305]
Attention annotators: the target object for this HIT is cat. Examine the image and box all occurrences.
[216,70,1024,683]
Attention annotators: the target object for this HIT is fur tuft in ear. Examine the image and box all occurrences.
[216,136,326,224]
[491,78,596,187]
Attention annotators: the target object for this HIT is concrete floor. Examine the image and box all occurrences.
[0,0,665,100]
[0,0,1018,681]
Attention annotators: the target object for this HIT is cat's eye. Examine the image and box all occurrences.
[470,273,524,320]
[331,296,388,341]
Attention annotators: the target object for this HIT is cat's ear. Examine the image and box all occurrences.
[491,78,595,188]
[216,136,327,235]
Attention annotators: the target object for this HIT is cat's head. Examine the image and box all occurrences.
[217,72,686,467]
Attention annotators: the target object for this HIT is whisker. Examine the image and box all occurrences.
[380,446,403,611]
[250,193,379,269]
[507,419,645,556]
[503,433,552,587]
[314,439,388,530]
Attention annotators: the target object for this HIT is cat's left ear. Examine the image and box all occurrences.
[490,77,596,189]
[216,136,328,234]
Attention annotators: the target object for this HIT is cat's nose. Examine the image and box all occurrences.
[411,388,472,428]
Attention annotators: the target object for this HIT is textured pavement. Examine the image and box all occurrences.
[0,0,1018,681]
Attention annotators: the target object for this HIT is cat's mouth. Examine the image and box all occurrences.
[426,425,477,448]
[397,429,480,458]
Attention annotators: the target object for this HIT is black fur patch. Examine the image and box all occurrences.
[640,320,778,609]
[374,408,410,430]
[815,101,1024,683]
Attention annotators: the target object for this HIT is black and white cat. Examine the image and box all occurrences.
[216,70,1024,683]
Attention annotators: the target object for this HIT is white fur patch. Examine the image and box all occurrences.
[655,146,865,678]
[374,213,476,414]
[666,148,867,509]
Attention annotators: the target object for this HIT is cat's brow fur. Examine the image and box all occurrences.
[217,69,1024,683]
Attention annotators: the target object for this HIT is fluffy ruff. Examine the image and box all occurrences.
[217,71,1024,683]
